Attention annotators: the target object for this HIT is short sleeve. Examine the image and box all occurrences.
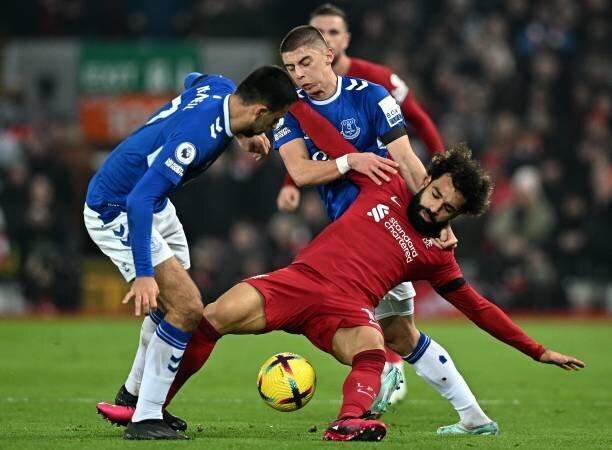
[272,112,305,150]
[364,84,406,140]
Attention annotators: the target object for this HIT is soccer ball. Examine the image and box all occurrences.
[257,352,316,412]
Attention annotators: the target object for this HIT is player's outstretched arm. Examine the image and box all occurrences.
[538,349,585,371]
[386,135,428,194]
[279,139,398,187]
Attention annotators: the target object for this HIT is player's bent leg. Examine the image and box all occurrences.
[204,282,267,334]
[165,282,267,407]
[323,326,388,442]
[381,314,497,434]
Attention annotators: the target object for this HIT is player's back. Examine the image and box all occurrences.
[294,173,461,304]
[86,73,236,222]
[274,76,403,220]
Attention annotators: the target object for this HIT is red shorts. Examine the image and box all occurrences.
[244,263,381,355]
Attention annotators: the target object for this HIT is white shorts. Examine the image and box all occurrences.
[84,201,190,282]
[374,281,415,320]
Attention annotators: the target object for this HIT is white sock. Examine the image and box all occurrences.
[404,332,491,428]
[132,319,191,422]
[124,309,164,396]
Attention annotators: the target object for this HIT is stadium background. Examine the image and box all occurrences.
[0,0,610,316]
[0,1,611,448]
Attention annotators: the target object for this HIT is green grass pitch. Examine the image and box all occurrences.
[1,318,611,449]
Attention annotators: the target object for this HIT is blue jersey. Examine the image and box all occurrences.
[86,72,236,223]
[272,75,405,220]
[86,72,236,277]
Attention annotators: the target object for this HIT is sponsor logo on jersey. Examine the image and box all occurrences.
[378,95,403,127]
[383,216,419,263]
[390,196,401,206]
[422,238,434,248]
[367,203,390,222]
[165,158,184,177]
[340,118,361,140]
[175,142,196,165]
[274,126,291,141]
[311,150,329,161]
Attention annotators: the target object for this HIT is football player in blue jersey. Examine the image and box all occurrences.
[274,26,498,435]
[85,65,296,440]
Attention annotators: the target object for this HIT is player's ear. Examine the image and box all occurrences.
[345,31,351,47]
[254,104,269,118]
[421,175,432,189]
[326,48,334,65]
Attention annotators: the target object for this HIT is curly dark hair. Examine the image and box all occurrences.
[428,143,493,216]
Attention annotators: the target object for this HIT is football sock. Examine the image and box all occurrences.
[338,349,386,419]
[124,309,164,396]
[132,319,191,422]
[164,317,220,407]
[385,346,403,364]
[404,332,491,428]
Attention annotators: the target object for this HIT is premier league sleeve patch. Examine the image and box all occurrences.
[378,95,403,127]
[175,142,197,165]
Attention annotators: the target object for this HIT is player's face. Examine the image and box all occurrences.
[282,45,335,97]
[408,174,465,236]
[310,15,350,65]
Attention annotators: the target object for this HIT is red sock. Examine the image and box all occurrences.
[337,349,386,419]
[164,317,220,407]
[385,346,403,364]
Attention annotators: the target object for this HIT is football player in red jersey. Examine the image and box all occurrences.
[98,143,583,442]
[274,6,494,431]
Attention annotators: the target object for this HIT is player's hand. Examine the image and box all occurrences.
[122,276,159,316]
[277,185,301,212]
[433,224,458,250]
[235,133,271,160]
[538,349,585,371]
[346,153,399,185]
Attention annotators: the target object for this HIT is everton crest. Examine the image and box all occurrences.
[340,118,361,140]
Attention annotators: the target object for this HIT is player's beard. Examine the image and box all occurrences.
[407,190,449,237]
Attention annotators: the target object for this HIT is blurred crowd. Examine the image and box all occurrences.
[0,0,610,313]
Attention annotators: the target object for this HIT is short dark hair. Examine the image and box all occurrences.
[428,143,493,216]
[235,65,297,112]
[280,25,328,54]
[310,3,349,29]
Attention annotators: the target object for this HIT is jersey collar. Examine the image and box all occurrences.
[223,94,234,137]
[310,75,343,106]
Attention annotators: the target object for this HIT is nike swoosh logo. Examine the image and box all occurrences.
[390,196,401,207]
[357,389,375,400]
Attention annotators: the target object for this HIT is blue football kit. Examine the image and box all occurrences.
[272,75,407,221]
[86,72,236,277]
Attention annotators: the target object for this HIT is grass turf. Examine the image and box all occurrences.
[0,318,610,449]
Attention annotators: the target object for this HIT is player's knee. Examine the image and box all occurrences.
[384,316,420,355]
[168,285,203,330]
[333,326,385,365]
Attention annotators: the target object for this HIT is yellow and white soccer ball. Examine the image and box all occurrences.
[257,352,316,412]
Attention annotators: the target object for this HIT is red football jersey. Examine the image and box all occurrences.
[294,173,459,303]
[294,171,545,360]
